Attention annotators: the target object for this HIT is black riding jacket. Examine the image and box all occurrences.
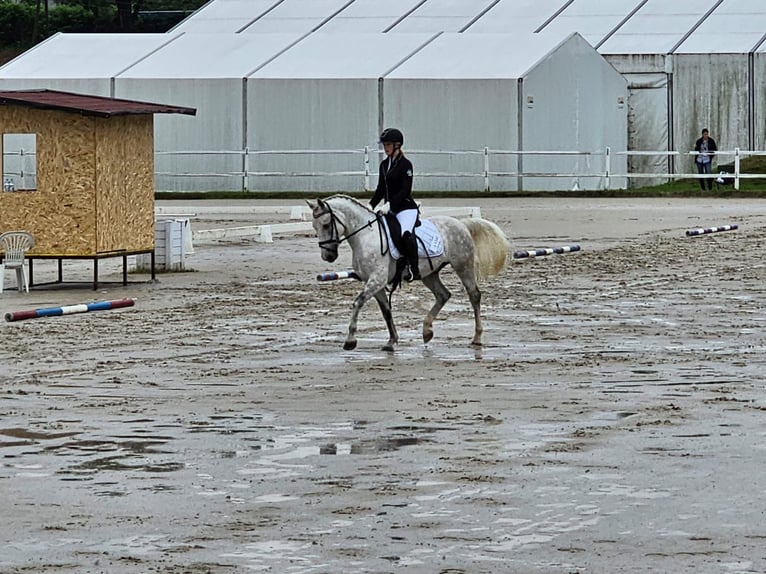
[370,154,417,214]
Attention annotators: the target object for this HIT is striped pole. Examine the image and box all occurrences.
[5,298,135,323]
[685,224,738,237]
[513,245,581,259]
[316,270,360,281]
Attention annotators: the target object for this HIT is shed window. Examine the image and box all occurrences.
[2,133,37,191]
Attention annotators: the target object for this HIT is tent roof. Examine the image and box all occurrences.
[385,32,579,79]
[0,33,178,78]
[249,33,436,78]
[168,0,766,56]
[674,0,766,53]
[317,0,426,33]
[466,0,570,33]
[598,0,721,54]
[118,33,303,78]
[386,0,499,33]
[240,0,356,34]
[0,89,196,117]
[170,0,282,33]
[528,0,646,46]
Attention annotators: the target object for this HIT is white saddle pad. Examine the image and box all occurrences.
[381,217,444,260]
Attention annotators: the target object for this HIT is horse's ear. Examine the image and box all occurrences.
[306,199,317,210]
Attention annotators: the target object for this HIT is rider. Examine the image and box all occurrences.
[370,127,420,282]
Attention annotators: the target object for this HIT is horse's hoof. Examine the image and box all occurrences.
[343,340,357,351]
[382,344,395,352]
[423,331,434,344]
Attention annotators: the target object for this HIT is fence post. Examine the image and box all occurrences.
[364,146,371,192]
[604,146,611,191]
[484,146,490,192]
[734,147,740,190]
[243,147,249,192]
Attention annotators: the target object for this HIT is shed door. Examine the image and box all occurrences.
[626,73,668,188]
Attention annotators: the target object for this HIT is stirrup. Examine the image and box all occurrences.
[405,266,420,283]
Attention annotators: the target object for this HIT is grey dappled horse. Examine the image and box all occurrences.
[308,195,510,351]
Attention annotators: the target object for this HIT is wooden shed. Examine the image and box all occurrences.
[0,89,195,287]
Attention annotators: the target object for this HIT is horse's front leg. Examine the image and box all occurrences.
[420,272,451,344]
[343,278,388,350]
[373,290,398,352]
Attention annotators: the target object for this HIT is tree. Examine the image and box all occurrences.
[115,0,142,31]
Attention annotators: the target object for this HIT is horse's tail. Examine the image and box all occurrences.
[462,218,510,281]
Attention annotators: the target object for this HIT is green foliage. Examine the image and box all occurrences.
[47,4,114,33]
[0,3,35,46]
[0,0,206,50]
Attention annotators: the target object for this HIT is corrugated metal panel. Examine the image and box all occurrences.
[538,0,646,46]
[249,33,436,78]
[248,78,380,192]
[522,32,628,190]
[118,33,303,79]
[384,78,518,191]
[116,78,243,191]
[754,52,766,149]
[0,33,177,78]
[388,0,498,33]
[318,0,426,33]
[599,0,720,55]
[675,0,766,53]
[170,0,282,34]
[385,32,572,79]
[672,53,750,163]
[467,0,570,33]
[0,79,112,98]
[241,0,355,34]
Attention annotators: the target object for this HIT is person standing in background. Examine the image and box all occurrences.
[694,128,717,191]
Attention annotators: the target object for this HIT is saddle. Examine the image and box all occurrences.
[380,213,444,260]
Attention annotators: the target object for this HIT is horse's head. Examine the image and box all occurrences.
[307,198,344,262]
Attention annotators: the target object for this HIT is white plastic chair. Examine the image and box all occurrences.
[0,231,35,293]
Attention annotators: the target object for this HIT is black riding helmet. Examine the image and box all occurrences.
[379,128,404,145]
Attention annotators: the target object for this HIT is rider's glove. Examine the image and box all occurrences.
[375,201,390,215]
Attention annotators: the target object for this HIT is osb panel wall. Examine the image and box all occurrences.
[94,115,154,253]
[0,107,97,255]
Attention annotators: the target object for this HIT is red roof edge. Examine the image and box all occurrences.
[0,89,196,118]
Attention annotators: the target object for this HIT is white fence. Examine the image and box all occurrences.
[155,147,766,192]
[6,146,762,193]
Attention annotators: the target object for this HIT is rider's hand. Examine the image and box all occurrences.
[376,201,390,215]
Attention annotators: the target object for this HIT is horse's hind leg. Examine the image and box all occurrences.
[421,273,451,344]
[373,290,398,352]
[454,266,483,346]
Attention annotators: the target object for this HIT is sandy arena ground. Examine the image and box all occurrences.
[1,197,765,574]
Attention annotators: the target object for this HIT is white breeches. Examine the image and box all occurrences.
[396,209,418,234]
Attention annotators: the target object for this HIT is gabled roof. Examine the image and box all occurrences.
[0,89,196,118]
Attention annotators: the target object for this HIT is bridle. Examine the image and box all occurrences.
[315,202,380,250]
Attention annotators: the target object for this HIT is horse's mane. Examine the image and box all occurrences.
[325,194,373,213]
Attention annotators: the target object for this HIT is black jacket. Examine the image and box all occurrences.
[694,136,717,162]
[370,154,417,213]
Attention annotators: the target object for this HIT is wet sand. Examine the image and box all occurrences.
[1,197,765,573]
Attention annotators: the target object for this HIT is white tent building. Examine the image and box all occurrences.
[114,33,305,192]
[383,32,627,191]
[246,32,438,192]
[0,0,762,191]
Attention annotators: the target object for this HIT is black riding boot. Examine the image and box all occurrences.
[402,231,421,282]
